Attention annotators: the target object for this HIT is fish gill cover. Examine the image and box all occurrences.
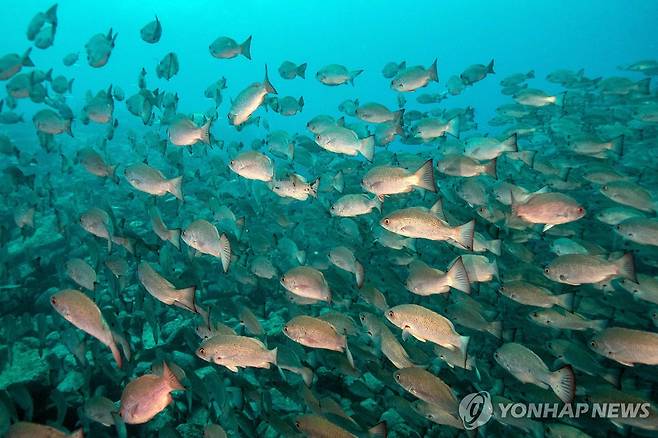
[0,0,658,437]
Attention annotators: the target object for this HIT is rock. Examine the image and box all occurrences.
[56,371,85,393]
[0,342,50,390]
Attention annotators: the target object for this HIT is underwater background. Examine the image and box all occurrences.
[1,0,658,437]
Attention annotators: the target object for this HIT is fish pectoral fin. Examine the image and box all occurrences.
[225,365,239,372]
[616,360,634,367]
[401,327,412,342]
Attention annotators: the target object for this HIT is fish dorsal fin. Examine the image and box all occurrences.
[429,199,446,221]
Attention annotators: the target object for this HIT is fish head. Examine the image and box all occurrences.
[614,222,635,239]
[50,293,71,319]
[379,216,395,233]
[390,77,404,91]
[588,335,608,358]
[542,264,557,282]
[329,202,341,216]
[385,308,399,325]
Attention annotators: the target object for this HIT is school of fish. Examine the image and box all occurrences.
[1,3,658,438]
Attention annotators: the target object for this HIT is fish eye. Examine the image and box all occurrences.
[544,268,550,274]
[198,347,205,355]
[387,310,394,318]
[602,185,608,191]
[577,207,584,213]
[531,312,538,317]
[493,352,499,359]
[294,421,301,429]
[383,218,390,225]
[50,297,57,305]
[281,276,286,283]
[394,373,401,381]
[590,341,596,348]
[283,326,289,333]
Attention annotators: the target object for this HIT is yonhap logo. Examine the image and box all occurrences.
[459,391,493,430]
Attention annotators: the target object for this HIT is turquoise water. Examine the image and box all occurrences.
[1,1,658,437]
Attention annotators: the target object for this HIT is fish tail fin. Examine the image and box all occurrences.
[602,368,621,387]
[333,170,344,193]
[549,365,576,403]
[486,59,495,74]
[510,190,520,216]
[22,48,34,67]
[527,69,535,78]
[428,58,439,82]
[269,347,278,366]
[412,158,436,192]
[372,195,382,212]
[590,318,608,331]
[368,421,387,437]
[297,62,307,79]
[484,158,497,179]
[168,228,181,249]
[345,339,355,369]
[177,286,197,313]
[241,35,252,60]
[488,320,503,339]
[393,108,405,125]
[554,92,566,107]
[162,361,185,391]
[198,119,211,144]
[112,330,132,362]
[359,135,375,161]
[502,133,518,152]
[355,261,365,288]
[109,340,122,368]
[447,256,471,294]
[615,253,636,282]
[67,429,84,438]
[68,78,75,93]
[309,178,320,198]
[611,135,625,157]
[263,64,278,94]
[454,220,475,250]
[491,259,500,280]
[349,69,364,86]
[459,335,470,355]
[299,366,314,387]
[556,292,575,311]
[637,77,651,94]
[489,239,502,256]
[168,176,184,200]
[445,116,460,138]
[113,236,135,254]
[66,120,74,137]
[298,95,304,109]
[518,150,537,167]
[219,233,231,272]
[46,4,58,23]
